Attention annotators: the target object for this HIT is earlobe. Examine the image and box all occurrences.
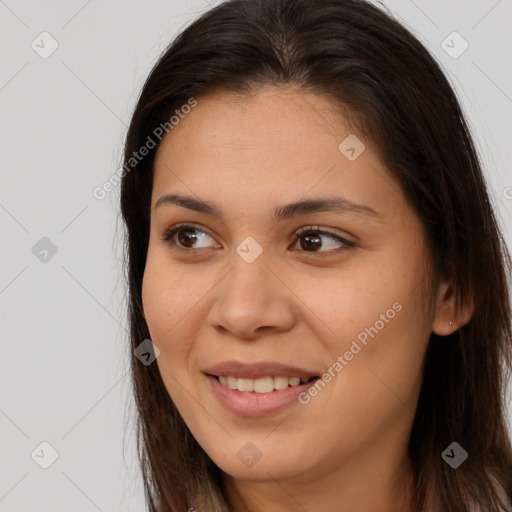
[432,280,475,336]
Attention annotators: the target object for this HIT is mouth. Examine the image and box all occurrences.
[205,372,321,416]
[210,374,319,393]
[203,361,322,415]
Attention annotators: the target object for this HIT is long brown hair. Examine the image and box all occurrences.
[119,0,512,510]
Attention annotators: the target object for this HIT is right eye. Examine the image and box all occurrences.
[160,223,221,251]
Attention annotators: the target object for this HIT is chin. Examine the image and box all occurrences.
[212,449,311,483]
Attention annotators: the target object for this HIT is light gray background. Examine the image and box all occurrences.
[1,1,511,510]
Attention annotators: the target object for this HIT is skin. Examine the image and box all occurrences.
[141,86,474,512]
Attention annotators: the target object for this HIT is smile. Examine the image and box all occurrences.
[215,375,316,393]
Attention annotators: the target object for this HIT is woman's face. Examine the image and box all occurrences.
[142,86,439,498]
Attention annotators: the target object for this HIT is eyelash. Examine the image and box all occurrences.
[160,222,355,257]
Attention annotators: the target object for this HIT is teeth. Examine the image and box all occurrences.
[237,378,254,392]
[253,376,274,393]
[274,376,289,390]
[217,375,313,393]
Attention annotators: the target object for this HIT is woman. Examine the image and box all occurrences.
[119,0,512,510]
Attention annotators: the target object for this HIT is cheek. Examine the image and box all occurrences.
[141,264,196,407]
[141,257,210,390]
[142,269,184,395]
[141,265,170,340]
[293,260,430,383]
[141,255,199,342]
[289,265,402,344]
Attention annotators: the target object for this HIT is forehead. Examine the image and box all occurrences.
[155,86,352,164]
[151,86,403,219]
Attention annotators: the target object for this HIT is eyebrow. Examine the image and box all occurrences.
[155,193,381,222]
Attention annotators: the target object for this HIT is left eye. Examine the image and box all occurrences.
[290,226,354,254]
[161,223,354,255]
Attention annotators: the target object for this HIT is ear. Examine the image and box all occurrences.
[432,279,475,336]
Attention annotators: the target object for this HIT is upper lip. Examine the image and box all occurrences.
[204,361,320,379]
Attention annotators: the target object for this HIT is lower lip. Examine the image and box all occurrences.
[205,374,319,417]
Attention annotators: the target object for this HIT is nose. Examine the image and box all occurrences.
[206,252,297,340]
